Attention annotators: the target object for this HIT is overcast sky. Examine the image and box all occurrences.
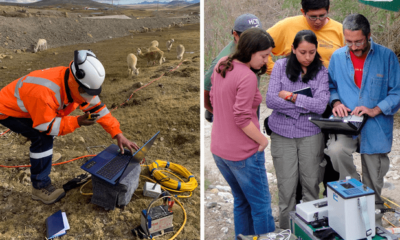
[0,0,173,4]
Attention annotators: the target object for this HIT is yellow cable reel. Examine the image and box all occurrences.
[148,160,198,192]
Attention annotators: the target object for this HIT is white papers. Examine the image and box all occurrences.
[329,114,364,122]
[342,115,364,122]
[51,212,70,239]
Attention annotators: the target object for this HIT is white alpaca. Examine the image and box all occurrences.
[176,44,185,60]
[33,39,47,53]
[127,53,139,78]
[137,48,165,66]
[150,40,159,48]
[166,39,174,52]
[141,26,149,33]
[146,46,161,53]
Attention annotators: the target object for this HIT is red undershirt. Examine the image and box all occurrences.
[350,51,367,88]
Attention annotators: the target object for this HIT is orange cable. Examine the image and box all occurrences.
[0,154,96,168]
[0,129,10,137]
[383,216,396,227]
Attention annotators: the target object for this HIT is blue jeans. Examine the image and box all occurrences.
[213,151,275,239]
[0,117,53,189]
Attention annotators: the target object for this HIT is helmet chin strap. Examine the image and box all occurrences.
[80,92,94,103]
[67,75,88,104]
[64,68,73,103]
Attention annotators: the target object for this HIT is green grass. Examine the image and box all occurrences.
[319,182,325,199]
[204,0,234,69]
[204,178,211,190]
[272,187,280,206]
[329,0,395,24]
[259,74,270,101]
[282,0,299,10]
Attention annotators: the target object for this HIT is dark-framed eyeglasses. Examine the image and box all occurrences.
[306,13,328,21]
[345,40,365,47]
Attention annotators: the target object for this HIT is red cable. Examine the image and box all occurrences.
[0,129,10,137]
[0,154,96,168]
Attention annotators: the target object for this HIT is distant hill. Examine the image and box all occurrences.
[183,3,200,9]
[166,1,190,6]
[0,0,112,8]
[131,0,199,5]
[137,0,199,4]
[138,1,165,5]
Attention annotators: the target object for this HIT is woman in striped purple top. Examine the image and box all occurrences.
[266,30,330,229]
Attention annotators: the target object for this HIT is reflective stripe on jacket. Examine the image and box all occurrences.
[0,66,122,137]
[79,96,122,137]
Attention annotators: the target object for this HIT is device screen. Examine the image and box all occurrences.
[341,183,354,189]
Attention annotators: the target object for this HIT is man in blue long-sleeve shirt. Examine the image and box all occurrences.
[326,13,400,226]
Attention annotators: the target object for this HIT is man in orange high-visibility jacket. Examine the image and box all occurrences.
[0,50,139,205]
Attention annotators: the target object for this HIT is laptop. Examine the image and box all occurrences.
[309,115,367,135]
[81,131,160,185]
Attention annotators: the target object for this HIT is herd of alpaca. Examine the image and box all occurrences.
[32,26,188,79]
[127,38,186,78]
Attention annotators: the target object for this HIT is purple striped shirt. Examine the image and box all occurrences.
[266,58,330,138]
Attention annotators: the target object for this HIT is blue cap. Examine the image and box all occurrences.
[233,13,262,32]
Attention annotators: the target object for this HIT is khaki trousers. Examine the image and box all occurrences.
[271,132,324,229]
[325,134,390,226]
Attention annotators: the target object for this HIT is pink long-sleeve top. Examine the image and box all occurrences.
[210,57,262,161]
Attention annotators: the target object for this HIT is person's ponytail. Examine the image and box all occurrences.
[216,56,234,78]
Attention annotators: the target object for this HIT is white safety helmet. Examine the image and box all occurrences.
[70,50,105,95]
